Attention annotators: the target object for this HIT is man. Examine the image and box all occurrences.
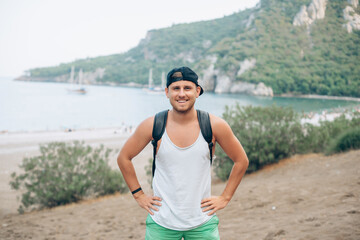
[117,66,249,240]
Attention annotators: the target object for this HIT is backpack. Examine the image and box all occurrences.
[151,109,214,177]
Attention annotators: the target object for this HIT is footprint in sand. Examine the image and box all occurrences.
[263,229,286,240]
[347,210,360,214]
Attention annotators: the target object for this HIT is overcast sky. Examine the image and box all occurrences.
[0,0,259,77]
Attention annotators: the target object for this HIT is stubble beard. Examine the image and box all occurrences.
[171,99,196,114]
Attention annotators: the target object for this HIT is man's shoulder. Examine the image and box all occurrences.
[208,113,227,127]
[142,115,155,126]
[208,113,232,140]
[135,116,155,136]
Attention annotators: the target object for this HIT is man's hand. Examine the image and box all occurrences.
[134,193,162,215]
[201,196,229,216]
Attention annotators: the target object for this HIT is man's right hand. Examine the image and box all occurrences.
[134,193,162,215]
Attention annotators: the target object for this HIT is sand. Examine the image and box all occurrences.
[0,129,359,239]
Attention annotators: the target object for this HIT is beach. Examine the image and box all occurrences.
[0,129,359,239]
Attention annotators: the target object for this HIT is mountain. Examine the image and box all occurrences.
[23,0,360,97]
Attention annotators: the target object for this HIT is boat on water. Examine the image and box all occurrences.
[143,69,165,94]
[69,87,87,94]
[67,66,87,94]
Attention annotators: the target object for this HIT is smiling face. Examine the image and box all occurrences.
[165,80,201,113]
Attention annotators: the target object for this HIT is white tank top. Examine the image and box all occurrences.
[150,128,213,231]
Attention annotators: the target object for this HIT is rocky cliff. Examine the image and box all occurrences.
[343,0,360,33]
[199,57,273,96]
[293,0,327,26]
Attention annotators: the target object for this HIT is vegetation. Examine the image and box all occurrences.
[214,104,360,181]
[300,113,360,153]
[9,141,128,213]
[326,127,360,155]
[214,0,360,97]
[218,104,303,174]
[28,0,360,97]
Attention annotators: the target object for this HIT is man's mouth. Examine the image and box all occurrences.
[177,100,187,103]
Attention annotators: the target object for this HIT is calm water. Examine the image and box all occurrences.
[0,77,358,132]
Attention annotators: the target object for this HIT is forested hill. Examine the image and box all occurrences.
[25,0,360,97]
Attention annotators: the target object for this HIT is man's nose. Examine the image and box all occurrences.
[179,88,185,96]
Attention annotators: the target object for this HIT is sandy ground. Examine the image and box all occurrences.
[0,129,359,239]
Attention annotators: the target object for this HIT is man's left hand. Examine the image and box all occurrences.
[201,196,229,216]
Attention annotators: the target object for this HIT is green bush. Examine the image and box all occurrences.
[214,105,360,181]
[214,104,303,180]
[10,141,128,213]
[326,127,360,155]
[299,112,360,153]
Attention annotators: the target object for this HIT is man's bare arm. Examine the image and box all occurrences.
[117,116,162,215]
[201,114,249,215]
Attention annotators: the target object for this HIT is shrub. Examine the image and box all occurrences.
[214,105,360,181]
[214,104,303,180]
[326,127,360,155]
[10,141,128,213]
[299,111,360,153]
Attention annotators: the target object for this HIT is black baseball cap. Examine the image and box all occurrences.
[166,66,204,95]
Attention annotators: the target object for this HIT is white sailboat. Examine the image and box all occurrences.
[144,69,164,93]
[148,68,154,90]
[161,71,166,89]
[67,66,87,94]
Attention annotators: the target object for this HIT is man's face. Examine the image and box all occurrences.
[165,80,201,113]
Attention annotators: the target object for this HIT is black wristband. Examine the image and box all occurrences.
[131,187,142,195]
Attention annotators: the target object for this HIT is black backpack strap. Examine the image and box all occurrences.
[197,110,214,164]
[151,110,168,177]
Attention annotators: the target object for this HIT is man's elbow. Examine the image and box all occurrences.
[235,156,249,171]
[243,157,249,169]
[117,152,127,172]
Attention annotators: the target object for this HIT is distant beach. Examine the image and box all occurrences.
[300,104,360,125]
[279,93,360,102]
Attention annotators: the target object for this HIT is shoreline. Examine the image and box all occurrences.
[12,78,360,102]
[0,125,136,135]
[278,93,360,102]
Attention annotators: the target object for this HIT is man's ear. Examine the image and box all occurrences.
[165,87,169,98]
[196,86,201,97]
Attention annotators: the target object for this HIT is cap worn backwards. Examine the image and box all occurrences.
[166,66,204,95]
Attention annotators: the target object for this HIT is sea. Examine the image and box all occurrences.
[0,77,358,132]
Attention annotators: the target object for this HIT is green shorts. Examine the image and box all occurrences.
[145,215,220,240]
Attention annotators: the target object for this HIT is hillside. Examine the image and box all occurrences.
[23,0,360,97]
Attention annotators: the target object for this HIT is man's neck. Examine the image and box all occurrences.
[169,108,197,124]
